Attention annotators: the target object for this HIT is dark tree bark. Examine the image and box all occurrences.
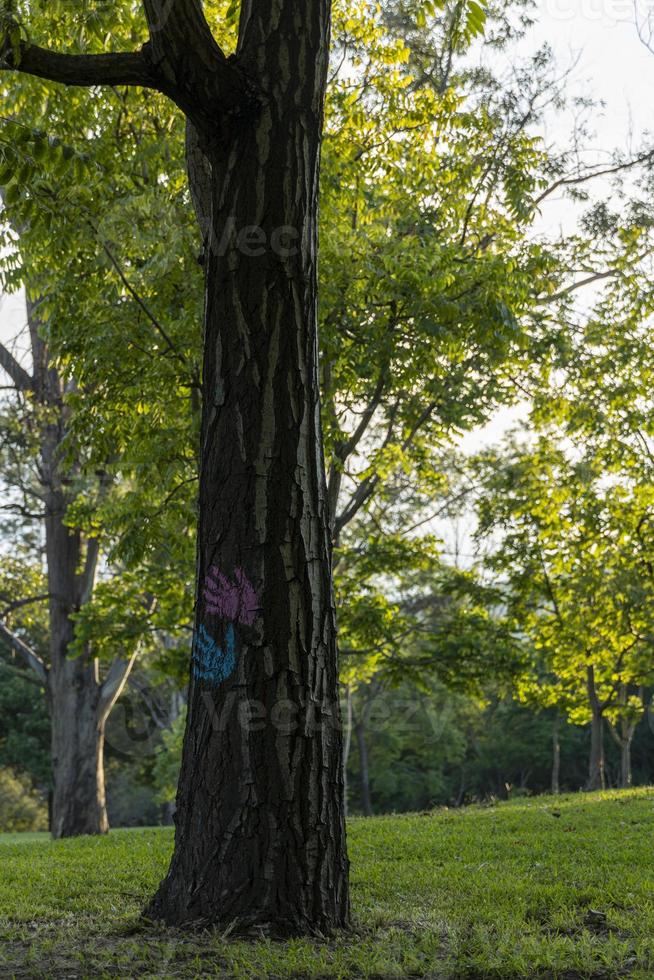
[2,0,350,931]
[147,0,349,932]
[586,666,606,792]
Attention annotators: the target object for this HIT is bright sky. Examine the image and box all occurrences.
[458,0,654,454]
[536,0,654,141]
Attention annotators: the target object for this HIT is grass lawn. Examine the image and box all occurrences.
[0,788,653,978]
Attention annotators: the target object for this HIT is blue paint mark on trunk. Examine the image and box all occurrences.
[192,623,236,685]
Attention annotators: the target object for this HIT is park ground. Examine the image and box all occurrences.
[0,788,652,979]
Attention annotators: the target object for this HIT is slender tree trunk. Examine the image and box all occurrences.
[31,299,132,837]
[146,0,349,934]
[44,501,113,838]
[355,718,373,817]
[36,308,111,838]
[586,666,605,791]
[551,710,561,796]
[343,684,353,817]
[620,738,632,788]
[588,709,605,790]
[608,684,637,789]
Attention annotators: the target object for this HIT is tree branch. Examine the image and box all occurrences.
[0,592,50,617]
[0,339,33,392]
[98,652,139,722]
[77,538,100,608]
[0,619,48,684]
[536,268,619,305]
[1,14,256,130]
[334,398,436,537]
[0,39,157,90]
[97,235,190,367]
[534,148,654,208]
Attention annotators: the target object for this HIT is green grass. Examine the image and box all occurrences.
[1,788,653,978]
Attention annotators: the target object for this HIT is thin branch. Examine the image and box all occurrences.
[98,652,139,722]
[335,375,386,465]
[97,236,189,367]
[335,398,438,536]
[0,619,48,684]
[0,592,50,617]
[536,268,620,305]
[534,148,654,208]
[0,339,33,392]
[78,538,100,608]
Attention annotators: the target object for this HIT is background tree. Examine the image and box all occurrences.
[475,436,654,790]
[0,310,141,835]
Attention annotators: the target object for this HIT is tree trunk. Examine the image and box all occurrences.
[49,659,108,838]
[36,302,112,838]
[620,738,632,789]
[586,666,605,791]
[343,684,353,817]
[588,708,605,790]
[608,684,638,789]
[145,0,349,934]
[355,719,373,817]
[551,710,560,796]
[45,507,111,838]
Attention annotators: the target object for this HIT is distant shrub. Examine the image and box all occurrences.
[105,761,161,828]
[152,710,186,806]
[0,768,48,832]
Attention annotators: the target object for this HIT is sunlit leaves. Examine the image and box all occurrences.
[474,436,654,725]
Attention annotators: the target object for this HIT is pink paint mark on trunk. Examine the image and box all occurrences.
[203,566,259,626]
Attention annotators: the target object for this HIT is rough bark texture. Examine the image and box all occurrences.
[145,0,349,934]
